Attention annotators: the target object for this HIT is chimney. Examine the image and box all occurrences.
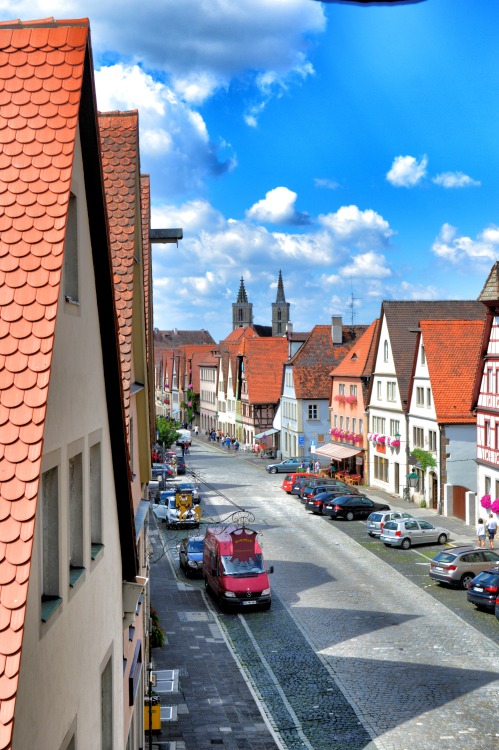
[331,316,342,345]
[286,321,293,336]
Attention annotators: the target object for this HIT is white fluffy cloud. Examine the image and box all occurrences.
[386,155,428,187]
[246,187,311,225]
[432,223,499,263]
[318,205,394,248]
[340,252,392,279]
[432,171,480,188]
[95,64,235,198]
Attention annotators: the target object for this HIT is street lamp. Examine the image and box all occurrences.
[407,471,419,488]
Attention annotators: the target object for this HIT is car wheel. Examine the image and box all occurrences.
[401,538,411,550]
[437,534,448,545]
[269,467,277,474]
[346,511,354,521]
[460,572,474,589]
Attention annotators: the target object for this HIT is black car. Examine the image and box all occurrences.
[323,495,390,521]
[305,490,347,515]
[290,476,315,496]
[151,463,174,489]
[179,535,205,578]
[176,456,186,475]
[466,569,499,611]
[299,478,357,500]
[300,482,359,504]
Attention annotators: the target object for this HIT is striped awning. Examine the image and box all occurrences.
[314,443,361,460]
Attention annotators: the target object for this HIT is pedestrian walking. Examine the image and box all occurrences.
[234,440,239,454]
[487,513,497,549]
[476,518,487,548]
[314,459,321,474]
[194,426,199,437]
[170,454,178,477]
[308,459,314,472]
[225,436,231,451]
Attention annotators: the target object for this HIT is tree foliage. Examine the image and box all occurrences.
[412,448,436,472]
[156,417,180,449]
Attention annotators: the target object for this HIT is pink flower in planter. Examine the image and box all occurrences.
[377,435,386,444]
[481,494,492,509]
[390,439,400,448]
[187,401,192,407]
[491,499,499,513]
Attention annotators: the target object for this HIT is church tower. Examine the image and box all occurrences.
[272,270,290,336]
[232,277,253,329]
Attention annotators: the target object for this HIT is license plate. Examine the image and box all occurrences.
[474,587,483,592]
[434,567,443,571]
[242,600,256,606]
[369,523,375,528]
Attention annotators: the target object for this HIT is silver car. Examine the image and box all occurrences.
[380,518,450,549]
[366,511,414,537]
[429,547,499,589]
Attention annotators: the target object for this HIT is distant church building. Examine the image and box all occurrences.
[232,271,290,336]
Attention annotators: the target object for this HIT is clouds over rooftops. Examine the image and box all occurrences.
[386,154,480,189]
[432,223,499,264]
[246,187,311,225]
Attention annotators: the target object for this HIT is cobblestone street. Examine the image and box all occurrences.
[150,441,499,749]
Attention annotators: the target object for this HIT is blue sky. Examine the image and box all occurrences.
[5,1,499,341]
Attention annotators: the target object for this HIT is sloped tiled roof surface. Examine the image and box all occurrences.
[243,338,289,403]
[331,319,379,377]
[0,18,88,748]
[99,111,139,430]
[383,301,485,407]
[478,262,499,303]
[292,325,368,399]
[222,326,259,342]
[420,320,484,423]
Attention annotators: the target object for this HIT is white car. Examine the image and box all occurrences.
[366,511,415,537]
[380,519,450,549]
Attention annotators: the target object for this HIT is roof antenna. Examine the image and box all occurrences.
[347,279,360,334]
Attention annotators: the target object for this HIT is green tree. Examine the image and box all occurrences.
[412,448,436,472]
[156,417,180,449]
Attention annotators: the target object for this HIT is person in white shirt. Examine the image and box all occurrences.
[476,518,487,548]
[487,513,497,550]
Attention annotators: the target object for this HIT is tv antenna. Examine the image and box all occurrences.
[347,282,361,330]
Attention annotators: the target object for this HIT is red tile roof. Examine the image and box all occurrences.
[331,319,380,378]
[99,111,139,430]
[0,19,138,748]
[222,326,260,342]
[0,18,88,748]
[291,325,368,399]
[243,337,289,404]
[418,320,484,423]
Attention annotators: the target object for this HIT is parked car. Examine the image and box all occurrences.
[324,495,390,520]
[179,535,205,577]
[429,547,499,589]
[151,463,174,490]
[266,457,316,474]
[381,519,450,549]
[301,483,358,505]
[281,472,317,493]
[466,569,499,611]
[173,481,201,504]
[299,478,358,501]
[176,455,187,475]
[151,489,176,521]
[366,511,415,537]
[305,490,347,515]
[495,595,499,622]
[290,475,317,496]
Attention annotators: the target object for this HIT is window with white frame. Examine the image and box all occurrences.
[387,381,396,401]
[372,416,386,433]
[416,387,424,406]
[350,384,357,396]
[352,418,356,432]
[383,340,389,362]
[334,414,338,428]
[374,456,389,482]
[339,383,345,395]
[390,419,400,436]
[487,368,494,393]
[426,388,431,408]
[485,420,492,448]
[421,345,426,365]
[377,381,382,400]
[428,430,437,452]
[101,656,113,750]
[340,416,344,428]
[413,426,424,448]
[485,476,491,495]
[358,418,363,433]
[346,417,350,430]
[308,404,318,420]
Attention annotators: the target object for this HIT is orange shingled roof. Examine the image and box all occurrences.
[243,337,288,403]
[222,326,259,342]
[99,111,139,431]
[331,319,380,377]
[0,18,89,747]
[419,319,485,423]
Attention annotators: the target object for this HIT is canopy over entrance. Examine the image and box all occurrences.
[314,444,361,460]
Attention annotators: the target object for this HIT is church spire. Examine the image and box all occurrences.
[236,277,248,304]
[272,270,290,336]
[275,269,286,303]
[232,276,253,329]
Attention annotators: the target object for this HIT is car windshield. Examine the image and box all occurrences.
[221,554,265,576]
[187,539,204,553]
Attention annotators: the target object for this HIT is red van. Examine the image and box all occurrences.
[281,472,317,493]
[203,525,273,611]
